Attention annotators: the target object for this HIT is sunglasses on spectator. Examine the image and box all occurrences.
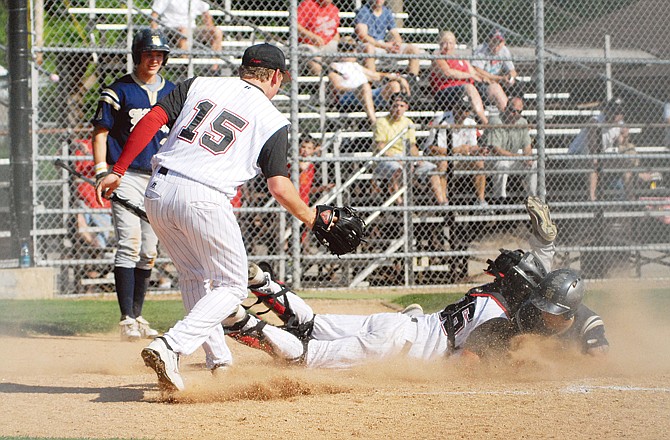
[507,108,522,114]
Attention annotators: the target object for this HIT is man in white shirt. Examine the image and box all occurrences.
[423,99,487,206]
[471,30,517,113]
[151,0,223,72]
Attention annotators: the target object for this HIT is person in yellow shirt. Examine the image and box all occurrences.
[373,93,431,202]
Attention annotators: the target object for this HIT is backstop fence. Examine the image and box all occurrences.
[15,0,670,293]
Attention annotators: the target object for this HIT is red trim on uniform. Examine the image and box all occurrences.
[111,106,169,176]
[470,292,508,315]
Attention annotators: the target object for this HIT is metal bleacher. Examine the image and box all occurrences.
[63,5,670,287]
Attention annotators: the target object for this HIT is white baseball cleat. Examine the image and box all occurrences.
[525,196,558,243]
[136,316,159,339]
[401,304,424,318]
[119,316,141,341]
[141,337,185,392]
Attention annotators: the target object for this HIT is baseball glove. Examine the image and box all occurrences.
[312,205,366,256]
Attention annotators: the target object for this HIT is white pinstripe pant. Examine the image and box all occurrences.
[144,169,247,361]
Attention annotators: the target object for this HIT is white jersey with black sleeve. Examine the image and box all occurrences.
[154,77,290,197]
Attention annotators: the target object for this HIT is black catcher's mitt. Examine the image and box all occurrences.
[312,205,366,255]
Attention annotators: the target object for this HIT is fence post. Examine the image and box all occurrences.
[605,34,612,102]
[471,0,478,49]
[8,0,33,266]
[534,0,547,200]
[289,0,302,289]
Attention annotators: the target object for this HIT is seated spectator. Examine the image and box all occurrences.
[298,134,335,204]
[150,0,223,73]
[328,36,410,125]
[471,30,518,113]
[72,140,114,284]
[297,0,340,75]
[431,31,488,125]
[373,93,430,203]
[424,98,487,206]
[484,97,537,199]
[354,0,422,83]
[567,99,627,201]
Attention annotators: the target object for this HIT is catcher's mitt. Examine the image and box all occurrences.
[312,205,366,256]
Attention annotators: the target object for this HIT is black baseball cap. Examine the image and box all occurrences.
[242,43,291,84]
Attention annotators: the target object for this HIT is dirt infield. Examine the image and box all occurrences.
[2,293,670,440]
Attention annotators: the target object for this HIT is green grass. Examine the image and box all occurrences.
[0,299,186,336]
[0,293,469,337]
[3,288,668,337]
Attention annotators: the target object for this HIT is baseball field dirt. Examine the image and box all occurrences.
[2,287,670,440]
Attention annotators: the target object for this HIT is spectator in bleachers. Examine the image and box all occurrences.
[298,135,335,249]
[373,93,430,203]
[73,139,113,251]
[298,134,335,204]
[354,0,422,84]
[471,30,518,113]
[150,0,223,73]
[328,36,410,125]
[424,98,487,206]
[70,139,114,291]
[567,99,626,201]
[431,31,489,125]
[298,0,341,76]
[484,96,537,200]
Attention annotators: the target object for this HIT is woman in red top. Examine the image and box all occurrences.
[431,31,488,124]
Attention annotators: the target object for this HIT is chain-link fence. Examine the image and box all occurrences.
[23,0,670,294]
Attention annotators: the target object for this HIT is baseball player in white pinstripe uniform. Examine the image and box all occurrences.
[96,43,317,392]
[223,197,607,368]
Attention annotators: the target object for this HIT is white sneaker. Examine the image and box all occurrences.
[136,316,159,339]
[401,304,424,318]
[141,337,185,392]
[119,317,141,341]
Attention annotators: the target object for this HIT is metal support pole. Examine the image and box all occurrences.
[126,0,134,73]
[471,0,478,49]
[534,0,547,201]
[605,34,612,102]
[289,0,302,288]
[8,0,33,265]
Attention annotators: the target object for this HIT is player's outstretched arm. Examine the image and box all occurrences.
[267,175,317,229]
[95,105,168,205]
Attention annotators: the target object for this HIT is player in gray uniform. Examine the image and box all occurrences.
[96,43,317,392]
[91,29,175,341]
[223,197,608,367]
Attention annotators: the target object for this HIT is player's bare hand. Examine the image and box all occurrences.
[95,173,121,206]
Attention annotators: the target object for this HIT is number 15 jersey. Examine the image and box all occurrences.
[155,77,290,197]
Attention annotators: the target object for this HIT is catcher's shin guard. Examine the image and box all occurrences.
[223,312,274,355]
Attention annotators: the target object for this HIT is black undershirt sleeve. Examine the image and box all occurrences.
[156,77,196,127]
[257,125,290,178]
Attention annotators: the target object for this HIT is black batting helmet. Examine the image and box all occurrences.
[531,268,585,317]
[132,29,170,66]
